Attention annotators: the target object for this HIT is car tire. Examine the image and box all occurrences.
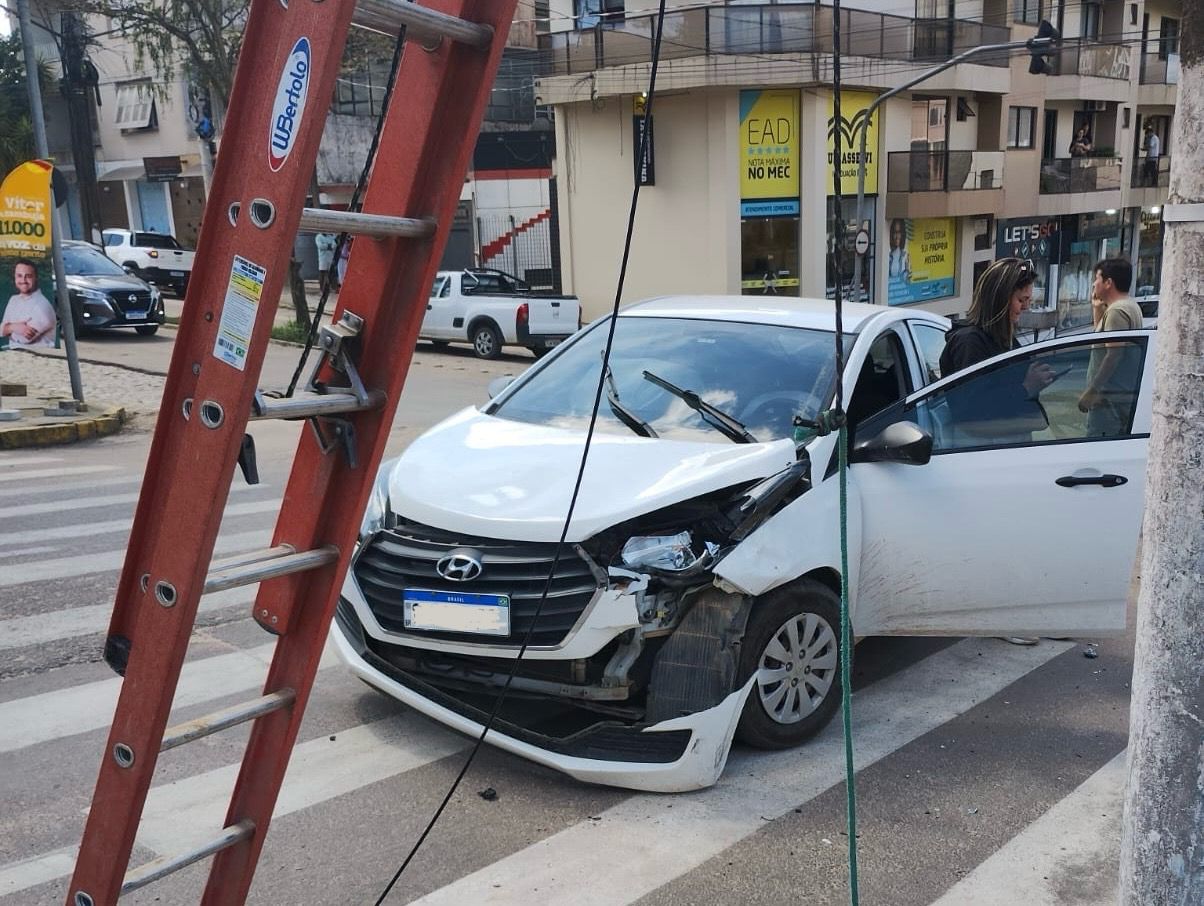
[135,325,160,336]
[530,346,551,359]
[471,323,502,360]
[735,578,843,749]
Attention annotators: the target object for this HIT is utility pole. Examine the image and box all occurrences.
[1118,5,1204,901]
[16,0,85,403]
[59,10,102,245]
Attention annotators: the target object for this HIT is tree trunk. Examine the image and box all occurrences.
[288,256,310,330]
[1118,7,1204,902]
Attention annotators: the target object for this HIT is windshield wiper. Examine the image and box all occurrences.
[641,370,757,444]
[603,360,657,438]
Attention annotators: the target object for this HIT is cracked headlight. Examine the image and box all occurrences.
[358,460,397,540]
[621,532,701,572]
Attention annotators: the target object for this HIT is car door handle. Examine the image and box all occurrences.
[1055,474,1128,488]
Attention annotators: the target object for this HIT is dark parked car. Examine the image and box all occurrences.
[64,241,166,336]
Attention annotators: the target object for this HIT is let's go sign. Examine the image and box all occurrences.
[739,90,799,217]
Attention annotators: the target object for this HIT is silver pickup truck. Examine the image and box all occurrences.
[422,268,581,359]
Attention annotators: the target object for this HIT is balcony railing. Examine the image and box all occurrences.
[537,4,1010,77]
[1039,157,1122,194]
[1131,155,1170,189]
[1139,52,1181,84]
[1054,41,1131,79]
[887,150,1004,192]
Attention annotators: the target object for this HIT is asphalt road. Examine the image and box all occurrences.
[0,327,1137,905]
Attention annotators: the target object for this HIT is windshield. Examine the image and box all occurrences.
[492,316,841,443]
[135,232,182,249]
[63,244,129,277]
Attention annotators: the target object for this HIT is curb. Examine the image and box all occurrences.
[0,407,128,450]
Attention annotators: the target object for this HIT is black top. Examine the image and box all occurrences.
[938,320,1017,376]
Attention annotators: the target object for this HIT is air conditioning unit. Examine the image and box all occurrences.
[1085,100,1108,112]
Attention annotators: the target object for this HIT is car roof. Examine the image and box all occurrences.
[619,295,947,333]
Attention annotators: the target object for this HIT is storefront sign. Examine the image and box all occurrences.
[826,91,879,195]
[143,155,183,182]
[739,90,799,217]
[887,217,956,306]
[0,159,57,349]
[996,217,1060,260]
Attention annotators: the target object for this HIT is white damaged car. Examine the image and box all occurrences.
[332,296,1152,791]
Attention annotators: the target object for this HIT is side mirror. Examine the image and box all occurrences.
[487,375,515,399]
[850,421,933,466]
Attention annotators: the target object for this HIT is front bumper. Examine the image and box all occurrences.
[332,597,753,792]
[75,292,166,329]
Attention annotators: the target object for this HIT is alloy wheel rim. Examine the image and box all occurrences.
[476,331,494,355]
[755,611,837,724]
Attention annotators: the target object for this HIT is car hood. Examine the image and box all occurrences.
[387,408,799,542]
[66,273,154,293]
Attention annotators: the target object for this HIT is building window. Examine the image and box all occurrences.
[1007,107,1036,149]
[114,81,156,131]
[1159,17,1180,59]
[333,66,389,117]
[1081,2,1102,39]
[534,0,550,34]
[577,0,624,28]
[1014,0,1041,25]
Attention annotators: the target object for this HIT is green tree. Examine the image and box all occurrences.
[0,33,38,177]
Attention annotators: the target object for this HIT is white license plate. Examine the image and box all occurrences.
[170,270,185,277]
[545,339,561,347]
[403,589,510,636]
[125,311,147,319]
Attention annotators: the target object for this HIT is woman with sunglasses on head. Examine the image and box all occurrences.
[939,257,1055,396]
[939,257,1058,646]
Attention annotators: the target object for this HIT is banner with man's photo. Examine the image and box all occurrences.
[0,159,58,349]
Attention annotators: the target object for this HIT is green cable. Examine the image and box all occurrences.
[837,420,860,904]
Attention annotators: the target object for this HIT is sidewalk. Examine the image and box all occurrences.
[0,377,126,449]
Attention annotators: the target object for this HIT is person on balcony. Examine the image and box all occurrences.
[1069,124,1094,158]
[1142,124,1161,187]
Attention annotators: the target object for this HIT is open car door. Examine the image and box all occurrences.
[850,330,1153,637]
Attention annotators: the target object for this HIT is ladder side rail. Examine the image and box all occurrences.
[203,3,520,901]
[68,0,358,902]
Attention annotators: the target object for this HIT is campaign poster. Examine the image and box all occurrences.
[886,217,956,306]
[0,160,58,350]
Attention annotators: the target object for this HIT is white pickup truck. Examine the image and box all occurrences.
[101,229,195,296]
[422,268,580,359]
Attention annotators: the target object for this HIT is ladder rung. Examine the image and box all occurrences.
[121,819,255,894]
[352,0,493,47]
[298,207,436,239]
[161,690,296,752]
[251,389,386,421]
[203,545,340,595]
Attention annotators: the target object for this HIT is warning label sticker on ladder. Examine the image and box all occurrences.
[214,255,267,371]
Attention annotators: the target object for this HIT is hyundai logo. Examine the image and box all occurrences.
[436,551,483,582]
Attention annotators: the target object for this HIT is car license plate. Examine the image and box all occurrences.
[545,339,561,347]
[403,589,510,636]
[125,310,147,319]
[170,270,185,277]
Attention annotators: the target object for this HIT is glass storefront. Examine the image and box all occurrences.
[826,196,875,303]
[740,216,801,295]
[1136,208,1164,297]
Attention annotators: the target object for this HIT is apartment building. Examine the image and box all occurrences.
[537,0,1178,325]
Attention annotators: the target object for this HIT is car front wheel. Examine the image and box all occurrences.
[735,578,842,749]
[471,323,502,359]
[135,325,160,336]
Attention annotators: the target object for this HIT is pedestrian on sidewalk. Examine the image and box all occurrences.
[1079,257,1143,436]
[315,233,337,293]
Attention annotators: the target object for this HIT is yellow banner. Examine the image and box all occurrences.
[0,160,53,256]
[887,217,956,306]
[826,91,878,195]
[740,90,800,212]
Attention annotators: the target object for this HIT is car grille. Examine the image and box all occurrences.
[353,519,601,647]
[109,290,153,315]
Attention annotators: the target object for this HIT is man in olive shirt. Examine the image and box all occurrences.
[1078,257,1144,436]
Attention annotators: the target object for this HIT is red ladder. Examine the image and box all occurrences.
[67,2,518,903]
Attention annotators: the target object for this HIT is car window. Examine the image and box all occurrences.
[103,233,122,247]
[492,317,841,443]
[430,275,449,298]
[63,244,130,276]
[858,337,1148,453]
[134,233,182,250]
[465,273,513,295]
[847,330,911,431]
[909,322,947,385]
